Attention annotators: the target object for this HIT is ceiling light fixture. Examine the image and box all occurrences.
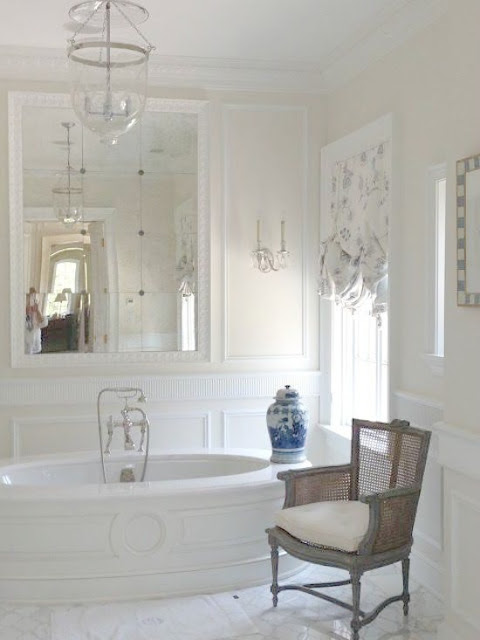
[67,0,155,145]
[52,122,84,227]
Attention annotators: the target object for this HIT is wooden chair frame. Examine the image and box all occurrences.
[266,418,431,640]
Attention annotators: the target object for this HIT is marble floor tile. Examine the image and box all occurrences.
[0,566,443,640]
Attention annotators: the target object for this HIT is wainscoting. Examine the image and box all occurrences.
[436,422,480,640]
[0,371,321,460]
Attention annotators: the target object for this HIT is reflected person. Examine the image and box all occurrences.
[25,288,47,354]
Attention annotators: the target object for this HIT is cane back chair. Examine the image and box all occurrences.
[266,418,431,640]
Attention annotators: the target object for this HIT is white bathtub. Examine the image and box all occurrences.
[0,449,308,603]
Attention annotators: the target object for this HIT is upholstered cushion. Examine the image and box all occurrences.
[274,500,370,552]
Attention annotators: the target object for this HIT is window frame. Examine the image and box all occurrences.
[423,163,446,375]
[329,302,389,431]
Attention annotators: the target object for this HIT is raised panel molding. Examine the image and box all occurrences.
[0,514,115,559]
[222,410,270,449]
[10,412,212,458]
[223,104,309,360]
[437,421,480,480]
[0,372,321,407]
[437,422,480,638]
[148,413,211,450]
[450,491,480,630]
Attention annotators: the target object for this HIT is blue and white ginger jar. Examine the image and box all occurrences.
[267,385,308,463]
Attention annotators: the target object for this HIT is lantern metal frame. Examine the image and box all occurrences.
[67,0,155,144]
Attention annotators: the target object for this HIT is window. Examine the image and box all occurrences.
[52,260,79,294]
[434,175,446,357]
[424,164,446,372]
[330,303,388,429]
[46,258,80,317]
[319,114,392,431]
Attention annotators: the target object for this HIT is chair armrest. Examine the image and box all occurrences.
[358,486,422,555]
[277,464,353,508]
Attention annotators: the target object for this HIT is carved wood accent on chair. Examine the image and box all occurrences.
[266,418,431,640]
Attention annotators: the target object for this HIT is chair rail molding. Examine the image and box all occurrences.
[436,421,480,479]
[0,371,321,407]
[390,389,444,428]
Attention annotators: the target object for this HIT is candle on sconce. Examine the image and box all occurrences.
[256,219,261,244]
[281,219,285,245]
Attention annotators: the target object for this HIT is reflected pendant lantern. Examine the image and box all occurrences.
[67,1,155,145]
[52,122,84,226]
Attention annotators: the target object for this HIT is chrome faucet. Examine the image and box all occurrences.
[124,406,149,452]
[97,387,151,483]
[103,397,149,454]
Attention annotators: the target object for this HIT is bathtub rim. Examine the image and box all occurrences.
[0,448,310,500]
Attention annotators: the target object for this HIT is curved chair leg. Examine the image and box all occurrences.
[350,569,362,640]
[402,558,410,616]
[270,539,279,607]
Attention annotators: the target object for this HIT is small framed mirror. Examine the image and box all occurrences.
[9,92,210,366]
[457,153,480,305]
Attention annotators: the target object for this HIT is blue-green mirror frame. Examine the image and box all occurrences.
[456,153,480,305]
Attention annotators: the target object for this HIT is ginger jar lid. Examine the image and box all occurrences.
[274,385,300,403]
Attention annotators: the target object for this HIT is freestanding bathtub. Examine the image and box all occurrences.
[0,449,308,603]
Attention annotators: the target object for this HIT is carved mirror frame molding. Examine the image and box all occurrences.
[9,91,210,367]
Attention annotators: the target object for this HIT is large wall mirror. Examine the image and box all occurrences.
[9,92,209,366]
[457,153,480,305]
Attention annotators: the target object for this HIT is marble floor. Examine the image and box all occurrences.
[0,563,443,639]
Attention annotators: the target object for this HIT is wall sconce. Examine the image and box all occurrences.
[251,219,289,273]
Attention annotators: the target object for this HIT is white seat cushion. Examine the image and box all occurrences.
[274,500,370,552]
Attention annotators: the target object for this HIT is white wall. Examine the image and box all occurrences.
[0,77,324,460]
[324,1,480,637]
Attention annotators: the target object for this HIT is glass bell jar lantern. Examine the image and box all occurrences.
[52,122,84,227]
[67,1,155,145]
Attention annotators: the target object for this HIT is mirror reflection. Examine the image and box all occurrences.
[465,166,480,293]
[457,153,480,306]
[20,99,204,356]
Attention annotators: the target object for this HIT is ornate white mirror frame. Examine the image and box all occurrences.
[9,91,210,367]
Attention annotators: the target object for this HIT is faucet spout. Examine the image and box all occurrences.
[120,466,136,482]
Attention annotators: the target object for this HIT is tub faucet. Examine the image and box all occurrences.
[103,406,147,454]
[124,406,149,453]
[97,387,151,483]
[121,407,136,451]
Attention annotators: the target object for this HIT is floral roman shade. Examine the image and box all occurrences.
[318,141,391,316]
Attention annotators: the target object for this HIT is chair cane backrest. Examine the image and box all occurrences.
[350,419,431,500]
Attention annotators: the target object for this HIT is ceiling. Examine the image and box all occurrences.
[0,0,447,93]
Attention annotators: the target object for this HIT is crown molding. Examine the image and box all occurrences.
[0,1,449,95]
[319,0,449,93]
